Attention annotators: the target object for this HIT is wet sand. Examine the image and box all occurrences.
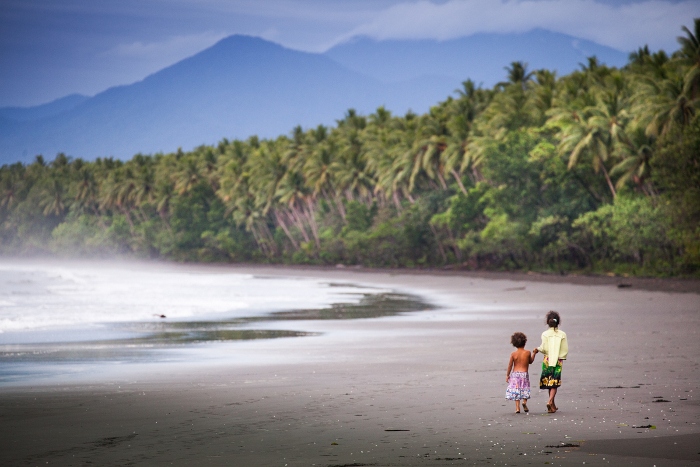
[1,265,699,466]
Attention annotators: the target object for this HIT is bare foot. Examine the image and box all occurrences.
[522,401,529,413]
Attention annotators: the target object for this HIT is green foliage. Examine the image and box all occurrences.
[571,197,677,274]
[342,200,376,233]
[1,23,699,276]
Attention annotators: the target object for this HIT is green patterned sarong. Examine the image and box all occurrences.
[540,355,563,389]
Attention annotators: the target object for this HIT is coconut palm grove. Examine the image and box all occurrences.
[1,22,699,276]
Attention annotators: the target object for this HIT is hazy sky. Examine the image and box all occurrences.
[0,0,696,106]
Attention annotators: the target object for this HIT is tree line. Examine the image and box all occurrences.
[1,21,699,276]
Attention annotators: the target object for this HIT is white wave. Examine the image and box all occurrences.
[0,261,382,333]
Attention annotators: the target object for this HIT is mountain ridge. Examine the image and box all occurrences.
[324,29,629,85]
[0,31,631,164]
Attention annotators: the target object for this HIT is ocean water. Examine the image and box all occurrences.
[0,261,387,335]
[0,260,431,384]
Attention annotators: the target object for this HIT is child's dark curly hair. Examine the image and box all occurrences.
[510,332,527,348]
[546,310,561,328]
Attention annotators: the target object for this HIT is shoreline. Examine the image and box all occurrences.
[3,255,699,294]
[218,262,700,294]
[0,262,698,466]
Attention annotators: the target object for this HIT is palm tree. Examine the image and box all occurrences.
[276,169,318,247]
[132,164,156,222]
[333,122,375,203]
[39,177,67,216]
[611,127,655,195]
[498,62,534,90]
[304,137,346,218]
[440,80,492,189]
[100,170,136,232]
[407,115,450,191]
[364,113,406,208]
[676,18,700,100]
[337,108,366,131]
[484,62,537,135]
[73,166,100,215]
[174,156,201,194]
[247,139,287,214]
[633,67,696,137]
[528,69,557,126]
[154,180,175,230]
[578,56,612,88]
[245,139,302,251]
[549,73,631,198]
[0,165,24,210]
[197,146,219,190]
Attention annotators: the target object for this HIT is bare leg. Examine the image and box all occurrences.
[549,388,558,412]
[522,399,529,412]
[515,400,520,413]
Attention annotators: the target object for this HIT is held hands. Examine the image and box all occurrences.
[532,348,539,354]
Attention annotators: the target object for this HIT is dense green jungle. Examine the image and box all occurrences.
[1,22,699,277]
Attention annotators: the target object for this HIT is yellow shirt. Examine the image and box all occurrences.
[537,328,568,367]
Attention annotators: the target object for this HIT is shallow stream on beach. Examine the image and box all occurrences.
[0,260,433,385]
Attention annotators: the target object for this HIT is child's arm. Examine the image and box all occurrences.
[506,353,514,382]
[529,348,537,364]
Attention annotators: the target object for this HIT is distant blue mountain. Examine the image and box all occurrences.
[0,31,631,164]
[0,36,394,163]
[325,29,628,86]
[0,94,89,122]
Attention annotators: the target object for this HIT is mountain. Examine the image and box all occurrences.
[0,36,415,163]
[0,31,631,164]
[0,94,89,123]
[325,29,629,86]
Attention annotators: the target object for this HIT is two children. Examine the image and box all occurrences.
[505,332,537,413]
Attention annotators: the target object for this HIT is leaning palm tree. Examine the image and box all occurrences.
[440,80,492,189]
[247,139,288,215]
[304,136,341,219]
[399,114,449,192]
[633,65,697,137]
[364,114,406,208]
[276,169,318,248]
[611,127,655,195]
[549,74,631,199]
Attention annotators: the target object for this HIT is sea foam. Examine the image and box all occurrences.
[0,261,383,334]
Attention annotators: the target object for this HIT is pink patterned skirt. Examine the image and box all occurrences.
[505,371,531,400]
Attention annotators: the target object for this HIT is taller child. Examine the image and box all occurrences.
[538,310,568,413]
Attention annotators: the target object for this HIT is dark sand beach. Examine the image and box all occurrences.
[1,265,698,466]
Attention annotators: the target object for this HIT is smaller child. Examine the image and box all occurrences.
[506,332,538,413]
